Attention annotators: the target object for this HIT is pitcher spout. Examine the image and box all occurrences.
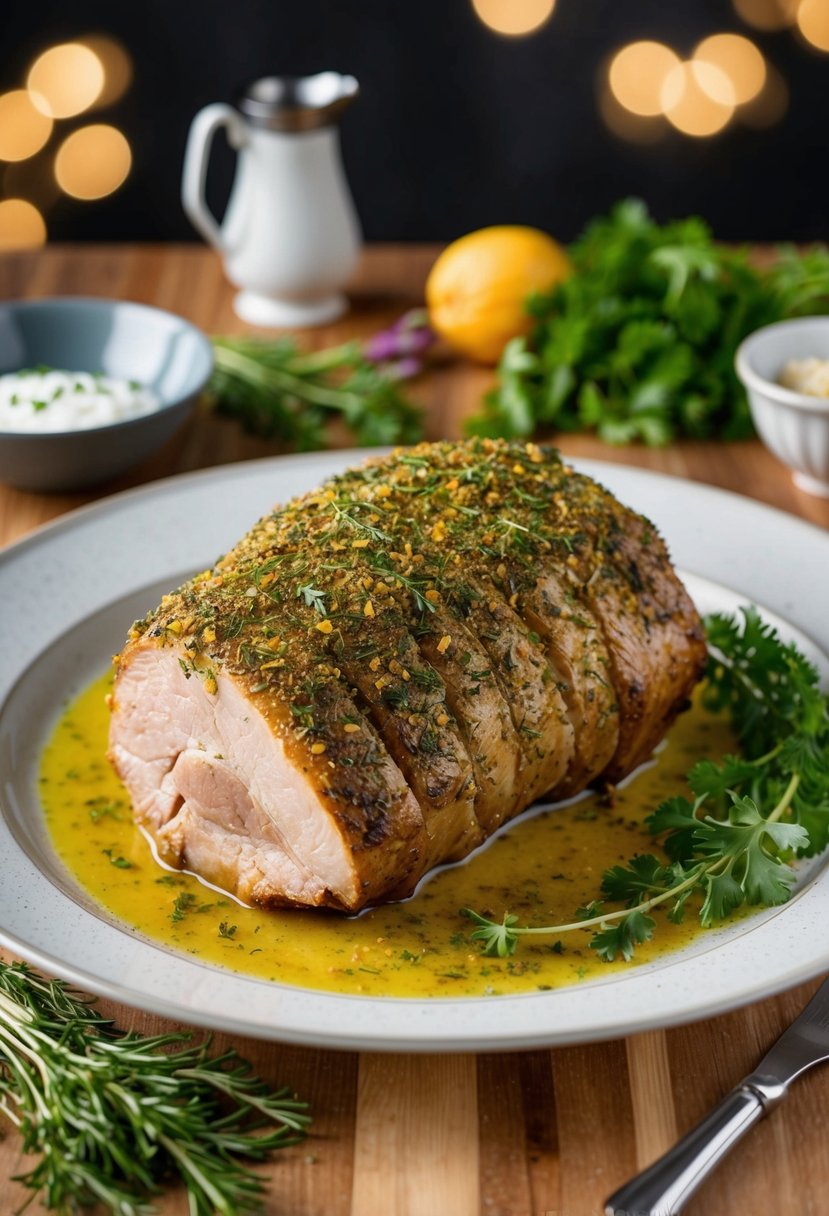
[236,72,359,132]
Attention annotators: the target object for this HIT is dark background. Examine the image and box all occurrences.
[1,0,827,244]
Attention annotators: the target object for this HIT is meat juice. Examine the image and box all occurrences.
[38,672,737,998]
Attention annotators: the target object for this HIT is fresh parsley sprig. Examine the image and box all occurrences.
[0,962,310,1215]
[464,607,829,962]
[468,199,829,446]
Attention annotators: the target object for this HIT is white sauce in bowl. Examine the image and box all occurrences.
[0,369,161,433]
[778,358,829,400]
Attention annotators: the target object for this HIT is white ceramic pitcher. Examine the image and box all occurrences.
[182,73,362,328]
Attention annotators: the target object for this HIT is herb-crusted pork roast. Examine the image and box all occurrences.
[109,440,707,911]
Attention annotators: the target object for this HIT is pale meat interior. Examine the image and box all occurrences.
[111,645,414,907]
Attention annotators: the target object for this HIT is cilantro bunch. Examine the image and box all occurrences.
[465,607,829,962]
[469,199,829,445]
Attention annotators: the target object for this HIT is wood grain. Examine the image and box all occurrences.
[626,1031,679,1169]
[0,244,827,1216]
[353,1055,479,1216]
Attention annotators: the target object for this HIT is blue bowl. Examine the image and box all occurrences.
[0,297,214,491]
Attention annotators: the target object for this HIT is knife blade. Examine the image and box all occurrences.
[604,974,829,1216]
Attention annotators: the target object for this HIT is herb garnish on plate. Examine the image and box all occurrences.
[465,607,829,961]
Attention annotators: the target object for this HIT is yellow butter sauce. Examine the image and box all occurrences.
[40,673,732,998]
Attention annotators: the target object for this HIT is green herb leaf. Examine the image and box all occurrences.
[297,584,327,615]
[462,908,520,957]
[590,909,656,962]
[101,848,133,869]
[699,869,745,927]
[600,854,671,904]
[171,891,197,922]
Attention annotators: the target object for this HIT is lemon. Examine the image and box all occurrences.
[426,226,571,364]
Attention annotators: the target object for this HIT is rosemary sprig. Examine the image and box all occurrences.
[0,962,310,1215]
[208,335,423,451]
[464,607,829,962]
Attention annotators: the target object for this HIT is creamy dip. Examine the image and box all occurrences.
[779,358,829,399]
[0,368,160,432]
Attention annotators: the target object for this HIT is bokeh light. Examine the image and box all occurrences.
[686,60,738,106]
[0,90,52,161]
[0,198,46,250]
[54,125,131,200]
[797,0,829,51]
[694,34,766,105]
[731,0,799,30]
[471,0,555,37]
[661,62,736,136]
[608,42,681,116]
[740,62,790,126]
[77,34,133,107]
[28,43,104,118]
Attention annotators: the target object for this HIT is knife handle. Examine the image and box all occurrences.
[604,1084,771,1216]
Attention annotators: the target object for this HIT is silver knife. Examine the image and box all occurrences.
[604,975,829,1216]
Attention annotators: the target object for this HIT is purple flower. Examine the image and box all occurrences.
[364,310,436,364]
[384,355,423,381]
[364,330,405,361]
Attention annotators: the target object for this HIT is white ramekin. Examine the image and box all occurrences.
[736,316,829,498]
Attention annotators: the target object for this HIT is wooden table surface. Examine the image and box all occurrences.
[1,245,827,1216]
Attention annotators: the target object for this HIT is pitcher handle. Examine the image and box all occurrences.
[181,103,247,254]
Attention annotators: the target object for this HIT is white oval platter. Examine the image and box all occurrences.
[0,451,827,1051]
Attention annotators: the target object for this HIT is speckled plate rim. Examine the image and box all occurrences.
[1,451,828,1052]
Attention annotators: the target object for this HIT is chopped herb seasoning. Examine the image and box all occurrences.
[101,849,133,869]
[171,892,197,923]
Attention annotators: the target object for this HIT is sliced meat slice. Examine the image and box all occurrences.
[574,509,708,779]
[319,615,484,867]
[417,606,520,834]
[532,467,707,780]
[457,575,575,809]
[109,640,427,910]
[519,566,619,796]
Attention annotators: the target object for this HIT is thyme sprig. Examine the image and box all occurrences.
[0,962,310,1215]
[464,607,829,962]
[208,336,423,451]
[368,556,437,615]
[328,498,393,543]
